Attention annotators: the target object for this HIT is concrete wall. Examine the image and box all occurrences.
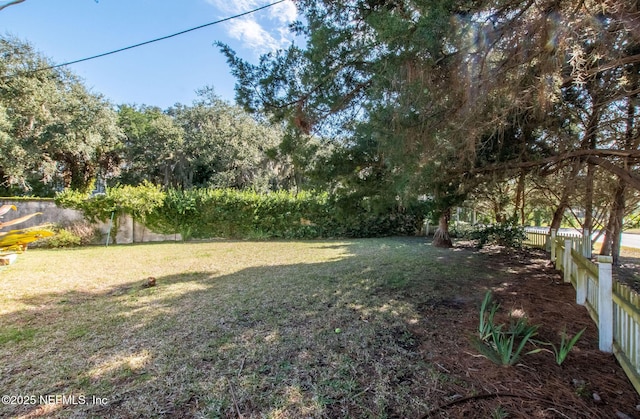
[0,199,181,245]
[0,199,84,227]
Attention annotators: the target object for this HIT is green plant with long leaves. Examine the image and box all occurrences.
[542,327,586,366]
[472,291,542,366]
[473,322,541,366]
[478,290,499,340]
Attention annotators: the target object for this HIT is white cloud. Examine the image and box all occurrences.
[205,0,262,15]
[205,0,298,54]
[270,1,297,24]
[227,17,281,52]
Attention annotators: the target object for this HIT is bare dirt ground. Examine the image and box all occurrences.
[616,255,640,294]
[414,243,640,418]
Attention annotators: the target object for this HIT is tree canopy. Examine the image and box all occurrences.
[220,0,640,250]
[0,37,299,196]
[117,89,287,191]
[0,35,121,195]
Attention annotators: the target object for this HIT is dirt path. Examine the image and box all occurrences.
[412,244,640,418]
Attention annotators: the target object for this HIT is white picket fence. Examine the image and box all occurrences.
[524,227,589,256]
[524,227,640,394]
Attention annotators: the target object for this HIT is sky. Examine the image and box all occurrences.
[1,0,299,109]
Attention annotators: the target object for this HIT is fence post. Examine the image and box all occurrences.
[550,229,557,263]
[564,239,572,283]
[576,264,586,305]
[582,228,592,258]
[597,255,613,353]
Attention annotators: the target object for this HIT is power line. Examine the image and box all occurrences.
[12,0,285,75]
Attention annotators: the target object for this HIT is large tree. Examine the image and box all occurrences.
[221,0,639,250]
[0,36,122,195]
[117,104,186,188]
[117,90,286,191]
[220,0,478,245]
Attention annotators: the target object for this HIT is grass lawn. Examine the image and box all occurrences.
[1,238,493,418]
[1,238,638,418]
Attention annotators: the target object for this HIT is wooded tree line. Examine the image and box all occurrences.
[2,0,640,264]
[219,0,640,262]
[0,36,328,196]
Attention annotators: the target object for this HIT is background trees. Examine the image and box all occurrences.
[220,0,640,255]
[0,36,303,195]
[117,104,187,188]
[0,36,121,195]
[117,90,287,191]
[1,2,639,258]
[169,90,284,191]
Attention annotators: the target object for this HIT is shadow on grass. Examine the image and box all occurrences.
[0,237,498,418]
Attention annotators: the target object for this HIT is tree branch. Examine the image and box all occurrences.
[561,53,640,87]
[586,156,640,191]
[464,149,640,190]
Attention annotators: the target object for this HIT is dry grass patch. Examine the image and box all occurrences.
[0,238,488,418]
[3,239,636,418]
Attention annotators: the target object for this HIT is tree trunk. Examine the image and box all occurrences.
[611,86,638,265]
[600,209,614,257]
[550,160,582,230]
[603,88,638,264]
[549,196,568,231]
[584,163,594,232]
[433,208,452,248]
[600,179,625,265]
[513,171,526,225]
[609,178,626,265]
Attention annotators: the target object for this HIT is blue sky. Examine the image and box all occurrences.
[1,0,298,109]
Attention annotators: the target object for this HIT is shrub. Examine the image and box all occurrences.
[63,220,99,245]
[56,181,166,243]
[143,188,426,240]
[33,221,98,248]
[449,221,474,239]
[55,181,165,224]
[468,220,527,248]
[38,228,81,248]
[58,184,428,240]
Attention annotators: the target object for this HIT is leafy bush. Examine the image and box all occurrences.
[57,183,427,240]
[449,221,474,239]
[33,221,98,248]
[143,188,426,240]
[143,188,326,239]
[323,193,428,238]
[468,220,527,248]
[56,181,166,224]
[56,181,166,243]
[38,228,81,248]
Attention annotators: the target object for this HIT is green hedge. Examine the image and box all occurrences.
[143,189,329,239]
[57,185,427,240]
